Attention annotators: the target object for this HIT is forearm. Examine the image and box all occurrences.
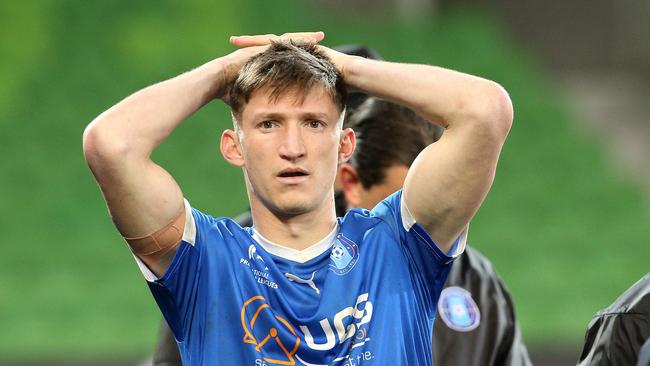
[343,56,512,133]
[340,56,513,250]
[82,58,227,242]
[83,59,225,160]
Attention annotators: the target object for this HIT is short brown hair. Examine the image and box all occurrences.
[229,41,347,121]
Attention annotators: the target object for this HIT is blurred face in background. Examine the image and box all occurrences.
[338,163,409,210]
[335,98,438,212]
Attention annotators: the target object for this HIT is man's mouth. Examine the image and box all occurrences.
[277,168,309,177]
[277,168,309,183]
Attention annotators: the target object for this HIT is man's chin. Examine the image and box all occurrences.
[273,203,311,217]
[253,189,328,218]
[267,197,317,217]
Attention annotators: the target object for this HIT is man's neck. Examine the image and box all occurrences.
[249,198,337,251]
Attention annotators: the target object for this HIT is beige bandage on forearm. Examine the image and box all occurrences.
[125,205,185,263]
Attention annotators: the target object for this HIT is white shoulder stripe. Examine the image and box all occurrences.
[182,198,196,246]
[400,192,417,231]
[400,192,467,258]
[450,226,468,258]
[134,254,158,282]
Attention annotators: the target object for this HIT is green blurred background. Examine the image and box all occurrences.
[1,0,648,364]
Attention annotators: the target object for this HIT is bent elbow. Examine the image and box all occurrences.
[490,82,514,137]
[82,122,97,162]
[82,119,131,168]
[464,81,513,141]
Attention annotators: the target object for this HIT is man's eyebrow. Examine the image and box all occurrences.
[301,112,330,120]
[250,112,332,121]
[250,112,285,121]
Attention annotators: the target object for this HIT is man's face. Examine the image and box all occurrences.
[234,85,348,216]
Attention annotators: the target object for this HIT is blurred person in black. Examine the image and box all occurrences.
[638,339,650,366]
[147,45,530,366]
[577,273,650,366]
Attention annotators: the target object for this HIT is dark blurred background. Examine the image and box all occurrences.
[0,1,648,365]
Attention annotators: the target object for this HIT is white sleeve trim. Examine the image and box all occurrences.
[132,198,197,282]
[182,198,196,246]
[450,226,468,258]
[133,254,158,282]
[400,193,417,231]
[400,192,467,258]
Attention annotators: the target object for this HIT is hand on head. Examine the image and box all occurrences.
[231,32,349,78]
[229,32,325,47]
[218,32,349,102]
[215,32,327,103]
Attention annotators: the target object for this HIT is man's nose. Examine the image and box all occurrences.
[278,124,306,161]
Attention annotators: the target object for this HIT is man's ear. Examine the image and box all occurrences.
[338,128,356,164]
[338,163,362,208]
[220,129,244,167]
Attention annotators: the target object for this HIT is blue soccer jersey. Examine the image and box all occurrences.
[136,190,465,365]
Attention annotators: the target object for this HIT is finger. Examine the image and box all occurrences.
[229,34,280,47]
[279,31,325,43]
[230,31,325,47]
[316,45,347,76]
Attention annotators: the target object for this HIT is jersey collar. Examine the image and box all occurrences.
[252,224,338,263]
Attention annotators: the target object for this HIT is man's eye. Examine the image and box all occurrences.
[259,121,275,129]
[307,120,324,128]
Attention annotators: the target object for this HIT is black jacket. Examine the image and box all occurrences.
[578,273,650,366]
[433,246,532,366]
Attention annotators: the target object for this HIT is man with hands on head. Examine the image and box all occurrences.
[83,32,513,365]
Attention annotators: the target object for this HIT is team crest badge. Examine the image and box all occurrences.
[437,286,481,332]
[328,234,359,275]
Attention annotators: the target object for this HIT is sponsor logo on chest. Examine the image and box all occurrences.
[240,245,278,290]
[241,293,374,365]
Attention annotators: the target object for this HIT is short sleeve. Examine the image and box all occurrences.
[371,190,467,313]
[137,199,217,342]
[399,191,467,259]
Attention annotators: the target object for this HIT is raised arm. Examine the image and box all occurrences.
[83,32,325,276]
[82,45,272,276]
[337,55,513,252]
[229,34,512,252]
